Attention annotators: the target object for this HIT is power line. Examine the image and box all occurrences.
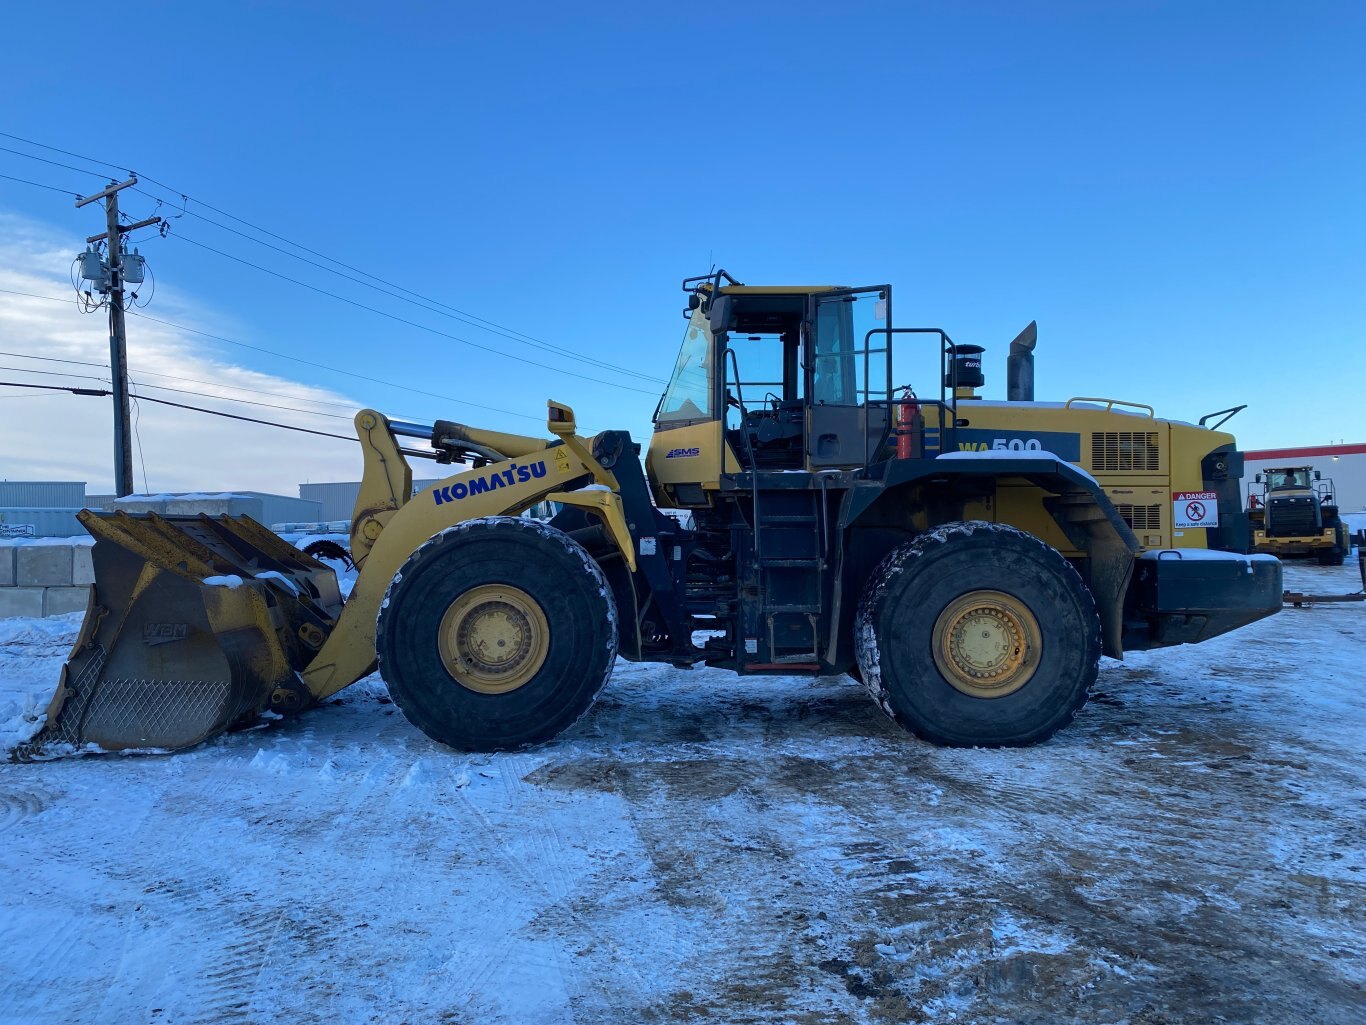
[0,144,110,182]
[0,348,384,418]
[130,379,354,420]
[130,393,357,441]
[0,361,350,421]
[0,172,83,198]
[143,184,667,383]
[131,188,665,385]
[0,364,107,384]
[127,308,545,424]
[168,231,662,395]
[0,132,129,177]
[0,133,668,391]
[0,380,357,442]
[0,286,542,423]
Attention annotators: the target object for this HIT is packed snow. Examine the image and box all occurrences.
[1,558,1363,1023]
[201,574,246,589]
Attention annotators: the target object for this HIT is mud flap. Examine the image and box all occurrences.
[17,511,343,758]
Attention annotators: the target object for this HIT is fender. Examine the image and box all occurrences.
[840,454,1139,660]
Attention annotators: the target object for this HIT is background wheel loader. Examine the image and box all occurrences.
[21,271,1283,759]
[1246,466,1351,565]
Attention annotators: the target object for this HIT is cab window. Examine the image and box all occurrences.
[812,290,887,405]
[657,310,715,424]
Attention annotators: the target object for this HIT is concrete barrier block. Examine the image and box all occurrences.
[72,545,95,585]
[16,545,74,586]
[44,586,92,617]
[0,545,13,587]
[0,587,45,619]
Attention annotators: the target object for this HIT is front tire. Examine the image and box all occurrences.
[855,521,1100,747]
[376,517,617,751]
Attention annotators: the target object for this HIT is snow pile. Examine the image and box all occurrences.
[113,492,252,503]
[0,612,80,751]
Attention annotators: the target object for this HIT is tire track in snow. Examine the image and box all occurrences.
[79,738,399,1024]
[0,786,49,834]
[0,915,93,1023]
[434,786,592,1016]
[428,772,655,1022]
[170,908,286,1025]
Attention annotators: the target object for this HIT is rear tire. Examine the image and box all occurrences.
[854,521,1100,747]
[1317,548,1346,566]
[376,517,617,751]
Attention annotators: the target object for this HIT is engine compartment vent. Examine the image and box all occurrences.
[1116,503,1163,532]
[1091,431,1160,472]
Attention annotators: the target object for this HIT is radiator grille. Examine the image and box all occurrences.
[1115,503,1162,531]
[1091,431,1160,471]
[1267,497,1319,536]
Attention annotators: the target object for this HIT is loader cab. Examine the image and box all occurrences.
[648,276,897,504]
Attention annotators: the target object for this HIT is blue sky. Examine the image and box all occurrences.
[1,1,1363,492]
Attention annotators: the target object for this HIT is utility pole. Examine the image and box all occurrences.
[76,179,159,497]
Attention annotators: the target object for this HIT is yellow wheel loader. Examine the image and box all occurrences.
[22,271,1283,758]
[1247,466,1351,566]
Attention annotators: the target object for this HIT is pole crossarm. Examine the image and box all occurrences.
[87,215,161,244]
[74,176,138,209]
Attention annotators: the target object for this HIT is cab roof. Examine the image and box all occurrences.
[718,284,843,295]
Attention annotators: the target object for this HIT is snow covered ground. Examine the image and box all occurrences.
[1,557,1363,1024]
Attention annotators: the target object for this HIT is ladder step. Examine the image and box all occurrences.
[760,557,822,568]
[760,514,818,523]
[765,604,820,614]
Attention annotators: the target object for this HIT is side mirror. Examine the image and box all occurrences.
[1314,471,1322,481]
[1254,473,1263,484]
[707,295,732,334]
[547,401,577,436]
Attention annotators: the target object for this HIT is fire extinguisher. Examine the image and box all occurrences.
[896,385,920,460]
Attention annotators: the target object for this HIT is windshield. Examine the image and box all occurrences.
[656,307,715,423]
[1269,469,1310,489]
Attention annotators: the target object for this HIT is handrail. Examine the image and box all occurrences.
[1198,404,1247,430]
[724,346,763,559]
[1064,396,1155,418]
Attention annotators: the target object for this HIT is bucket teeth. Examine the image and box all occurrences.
[19,512,343,758]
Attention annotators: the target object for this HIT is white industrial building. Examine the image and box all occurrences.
[1244,443,1366,513]
[0,481,88,537]
[0,482,323,537]
[300,480,444,522]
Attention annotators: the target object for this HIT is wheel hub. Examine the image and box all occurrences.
[932,590,1042,699]
[438,585,550,694]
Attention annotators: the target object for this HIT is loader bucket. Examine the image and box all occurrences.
[19,511,343,758]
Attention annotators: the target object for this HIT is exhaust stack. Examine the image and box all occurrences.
[1006,320,1038,401]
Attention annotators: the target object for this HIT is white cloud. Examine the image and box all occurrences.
[0,213,368,496]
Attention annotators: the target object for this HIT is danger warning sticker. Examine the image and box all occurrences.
[1173,491,1219,528]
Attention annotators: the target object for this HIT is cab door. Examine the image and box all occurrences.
[806,286,891,468]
